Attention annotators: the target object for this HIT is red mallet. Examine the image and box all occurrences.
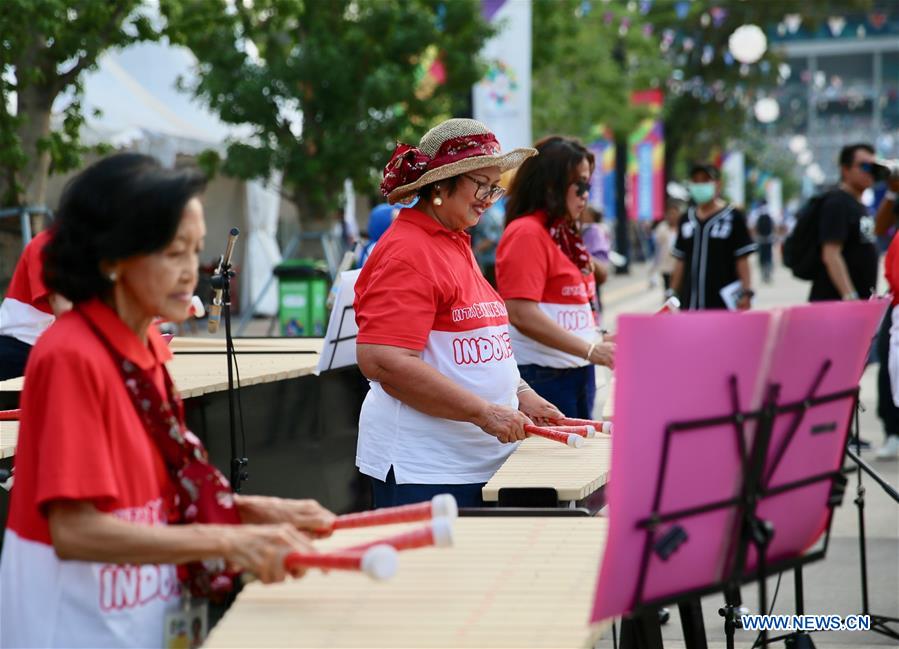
[546,425,595,438]
[344,518,454,554]
[657,296,681,314]
[553,417,613,434]
[332,494,458,531]
[0,410,20,421]
[283,545,397,581]
[525,425,584,448]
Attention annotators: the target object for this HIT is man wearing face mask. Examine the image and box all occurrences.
[669,163,756,310]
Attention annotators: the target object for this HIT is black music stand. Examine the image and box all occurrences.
[210,258,248,491]
[619,362,858,649]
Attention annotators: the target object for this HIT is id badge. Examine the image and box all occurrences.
[164,598,208,649]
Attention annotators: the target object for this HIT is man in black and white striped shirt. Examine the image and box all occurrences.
[669,163,757,310]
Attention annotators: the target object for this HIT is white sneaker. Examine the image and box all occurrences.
[875,436,899,460]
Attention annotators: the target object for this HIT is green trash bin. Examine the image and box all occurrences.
[273,259,330,337]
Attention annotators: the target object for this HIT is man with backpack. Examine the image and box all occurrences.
[807,143,878,302]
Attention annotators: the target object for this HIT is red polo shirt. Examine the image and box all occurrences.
[353,207,520,484]
[1,298,180,648]
[496,212,597,368]
[0,229,54,345]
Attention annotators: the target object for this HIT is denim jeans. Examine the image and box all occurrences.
[369,467,486,508]
[517,363,596,419]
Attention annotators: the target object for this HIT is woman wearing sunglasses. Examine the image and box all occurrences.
[354,119,564,508]
[495,136,615,419]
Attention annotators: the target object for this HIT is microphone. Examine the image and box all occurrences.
[207,227,240,334]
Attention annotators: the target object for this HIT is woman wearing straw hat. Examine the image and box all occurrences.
[354,118,564,508]
[495,136,615,420]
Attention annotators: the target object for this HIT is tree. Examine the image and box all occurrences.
[0,1,158,207]
[532,0,666,142]
[163,0,492,221]
[650,0,871,179]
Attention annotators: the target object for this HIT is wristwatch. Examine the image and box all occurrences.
[739,288,755,300]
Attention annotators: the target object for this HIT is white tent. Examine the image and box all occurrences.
[61,41,282,315]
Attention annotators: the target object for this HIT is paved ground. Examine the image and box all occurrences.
[593,259,899,648]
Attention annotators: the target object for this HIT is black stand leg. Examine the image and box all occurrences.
[718,603,737,649]
[849,439,899,641]
[618,609,664,649]
[678,599,708,649]
[784,566,817,649]
[217,269,248,492]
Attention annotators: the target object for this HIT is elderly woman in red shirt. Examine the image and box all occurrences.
[1,153,335,648]
[355,118,564,508]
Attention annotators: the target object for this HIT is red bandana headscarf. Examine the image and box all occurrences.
[380,133,501,198]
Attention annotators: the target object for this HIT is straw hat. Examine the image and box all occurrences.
[381,118,536,204]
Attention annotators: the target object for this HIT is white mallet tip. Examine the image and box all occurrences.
[190,295,206,318]
[567,434,584,448]
[431,517,455,548]
[602,421,612,434]
[431,493,458,520]
[586,425,597,438]
[360,545,398,581]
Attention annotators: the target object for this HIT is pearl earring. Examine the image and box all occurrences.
[107,271,118,282]
[433,196,443,206]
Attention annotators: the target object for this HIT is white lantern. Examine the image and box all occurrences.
[754,97,780,123]
[788,135,808,154]
[728,24,767,64]
[806,163,825,184]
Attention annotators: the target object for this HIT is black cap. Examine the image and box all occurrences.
[689,162,720,180]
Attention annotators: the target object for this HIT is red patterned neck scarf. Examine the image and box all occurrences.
[547,213,592,273]
[81,313,241,599]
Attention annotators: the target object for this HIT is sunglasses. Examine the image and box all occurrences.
[464,174,505,202]
[858,162,875,174]
[572,180,592,197]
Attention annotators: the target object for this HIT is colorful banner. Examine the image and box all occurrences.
[626,119,664,221]
[473,0,533,151]
[588,127,617,221]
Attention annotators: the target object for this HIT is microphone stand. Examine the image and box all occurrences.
[211,261,248,492]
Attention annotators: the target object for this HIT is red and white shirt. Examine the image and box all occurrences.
[354,208,520,484]
[1,299,180,648]
[0,230,54,345]
[496,213,597,368]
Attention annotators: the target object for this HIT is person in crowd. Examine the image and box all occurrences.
[0,229,72,379]
[881,228,899,460]
[359,203,397,266]
[470,195,506,287]
[354,119,563,508]
[749,198,777,284]
[873,163,899,460]
[809,143,878,302]
[670,163,756,310]
[495,136,615,419]
[0,153,335,649]
[580,206,611,287]
[651,198,684,296]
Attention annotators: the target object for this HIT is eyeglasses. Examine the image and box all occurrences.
[858,162,875,174]
[464,174,505,202]
[572,180,592,197]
